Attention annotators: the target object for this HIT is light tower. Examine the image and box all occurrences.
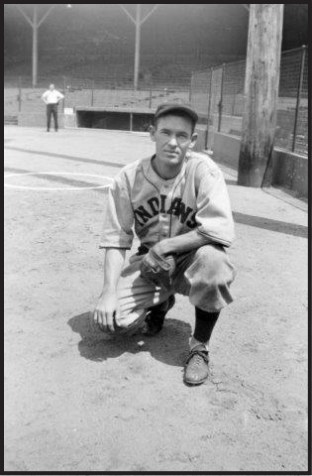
[15,5,72,87]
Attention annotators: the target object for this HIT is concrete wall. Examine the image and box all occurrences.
[64,113,77,128]
[212,132,308,198]
[213,133,241,169]
[272,148,308,198]
[18,112,65,128]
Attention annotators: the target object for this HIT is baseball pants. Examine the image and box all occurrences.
[46,104,59,131]
[113,244,236,333]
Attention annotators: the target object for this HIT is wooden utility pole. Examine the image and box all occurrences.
[237,4,284,187]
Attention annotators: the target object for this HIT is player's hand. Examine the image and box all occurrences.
[151,239,172,258]
[93,291,120,333]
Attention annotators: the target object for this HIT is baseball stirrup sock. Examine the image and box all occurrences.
[193,308,220,345]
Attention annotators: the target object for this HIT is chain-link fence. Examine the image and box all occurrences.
[190,46,308,157]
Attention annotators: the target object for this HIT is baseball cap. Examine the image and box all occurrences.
[154,102,198,123]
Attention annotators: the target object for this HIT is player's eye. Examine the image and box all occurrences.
[177,134,189,142]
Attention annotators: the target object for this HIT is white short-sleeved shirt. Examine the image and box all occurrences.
[42,90,64,104]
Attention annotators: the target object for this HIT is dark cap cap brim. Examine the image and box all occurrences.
[154,103,198,123]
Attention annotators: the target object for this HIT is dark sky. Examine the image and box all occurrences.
[4,4,308,66]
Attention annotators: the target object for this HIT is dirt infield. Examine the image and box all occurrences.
[4,126,308,471]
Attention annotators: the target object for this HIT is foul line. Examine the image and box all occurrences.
[4,172,113,191]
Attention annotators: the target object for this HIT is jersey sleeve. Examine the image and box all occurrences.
[194,162,235,247]
[99,173,134,249]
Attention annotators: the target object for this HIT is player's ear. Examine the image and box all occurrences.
[149,124,156,142]
[188,132,198,149]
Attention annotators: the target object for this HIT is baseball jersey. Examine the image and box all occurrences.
[100,151,235,250]
[41,90,64,104]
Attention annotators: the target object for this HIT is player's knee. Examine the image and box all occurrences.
[192,244,235,285]
[194,244,225,269]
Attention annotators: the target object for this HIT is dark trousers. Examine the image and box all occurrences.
[46,104,58,131]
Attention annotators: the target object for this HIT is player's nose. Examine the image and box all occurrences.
[168,136,178,147]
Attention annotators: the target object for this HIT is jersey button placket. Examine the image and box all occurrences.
[159,183,173,240]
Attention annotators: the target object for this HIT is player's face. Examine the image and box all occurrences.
[150,115,197,168]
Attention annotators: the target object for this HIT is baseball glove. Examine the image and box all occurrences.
[140,248,176,290]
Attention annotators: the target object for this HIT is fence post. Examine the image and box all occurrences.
[149,80,153,109]
[205,68,213,150]
[218,64,225,132]
[62,76,66,113]
[292,45,306,153]
[18,76,22,113]
[232,89,236,116]
[189,71,194,103]
[91,80,94,107]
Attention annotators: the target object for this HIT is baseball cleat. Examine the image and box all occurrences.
[184,344,209,385]
[143,294,175,336]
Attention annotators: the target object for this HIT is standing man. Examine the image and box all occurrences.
[41,84,64,132]
[94,103,236,386]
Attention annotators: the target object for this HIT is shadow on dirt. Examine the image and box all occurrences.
[68,311,192,368]
[233,211,308,238]
[4,145,125,169]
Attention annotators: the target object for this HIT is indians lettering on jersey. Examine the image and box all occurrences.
[100,152,235,249]
[133,195,197,228]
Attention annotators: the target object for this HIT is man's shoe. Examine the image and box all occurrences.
[184,344,209,385]
[143,295,175,336]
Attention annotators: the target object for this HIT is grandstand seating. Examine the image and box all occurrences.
[4,86,190,117]
[4,50,244,91]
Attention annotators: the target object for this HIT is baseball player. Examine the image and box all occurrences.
[94,102,236,385]
[41,84,64,132]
